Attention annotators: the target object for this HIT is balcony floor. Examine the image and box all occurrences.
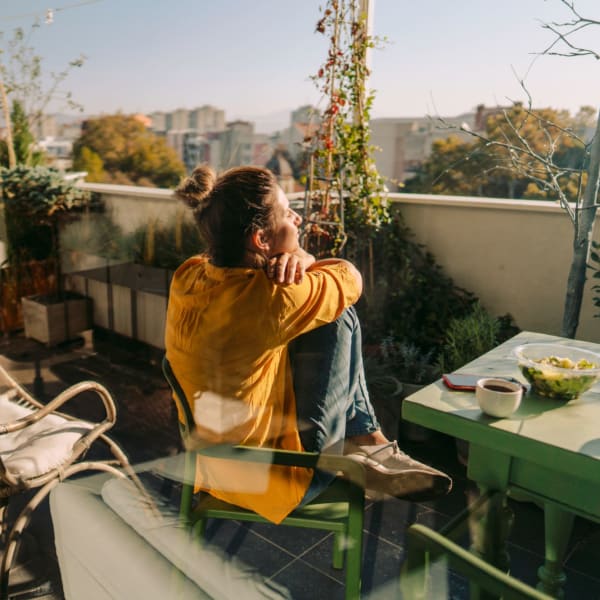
[2,331,600,599]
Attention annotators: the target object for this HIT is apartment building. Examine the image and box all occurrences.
[220,120,255,168]
[370,110,480,190]
[148,111,167,133]
[150,105,225,135]
[270,104,320,163]
[189,105,225,133]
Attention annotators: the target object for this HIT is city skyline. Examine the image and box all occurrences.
[1,0,599,134]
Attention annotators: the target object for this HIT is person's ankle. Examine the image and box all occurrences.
[346,430,389,447]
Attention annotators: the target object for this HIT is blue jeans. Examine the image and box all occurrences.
[288,306,380,505]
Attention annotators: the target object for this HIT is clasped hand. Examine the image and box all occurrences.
[266,249,316,285]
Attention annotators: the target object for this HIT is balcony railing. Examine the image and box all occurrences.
[56,183,600,348]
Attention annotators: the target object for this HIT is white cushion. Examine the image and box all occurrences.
[102,477,291,600]
[0,391,93,481]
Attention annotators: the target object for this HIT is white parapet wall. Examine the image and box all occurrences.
[391,193,600,344]
[73,183,600,345]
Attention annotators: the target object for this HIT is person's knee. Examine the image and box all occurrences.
[337,305,361,338]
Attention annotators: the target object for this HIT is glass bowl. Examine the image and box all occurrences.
[514,343,600,400]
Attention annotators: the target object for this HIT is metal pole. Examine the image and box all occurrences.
[359,0,374,76]
[0,77,16,168]
[354,0,375,127]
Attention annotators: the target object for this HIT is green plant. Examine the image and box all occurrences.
[380,337,440,385]
[305,0,389,282]
[0,25,85,168]
[1,165,90,296]
[72,114,186,188]
[60,213,129,263]
[361,213,477,352]
[130,218,205,270]
[305,1,495,361]
[437,302,504,373]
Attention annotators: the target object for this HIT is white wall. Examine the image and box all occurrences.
[392,193,600,343]
[73,184,600,345]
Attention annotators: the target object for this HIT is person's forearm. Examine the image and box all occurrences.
[309,258,363,293]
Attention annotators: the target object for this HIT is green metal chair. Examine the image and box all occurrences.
[401,491,554,600]
[162,356,366,600]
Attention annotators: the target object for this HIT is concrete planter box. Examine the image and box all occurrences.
[66,263,172,350]
[22,293,92,346]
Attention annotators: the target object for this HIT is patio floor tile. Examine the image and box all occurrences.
[2,332,600,598]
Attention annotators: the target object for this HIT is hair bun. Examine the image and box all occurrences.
[174,165,216,209]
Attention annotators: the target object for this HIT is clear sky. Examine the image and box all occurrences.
[1,0,599,132]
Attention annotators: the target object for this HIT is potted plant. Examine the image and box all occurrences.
[436,302,519,463]
[436,302,518,374]
[365,337,441,442]
[1,165,92,345]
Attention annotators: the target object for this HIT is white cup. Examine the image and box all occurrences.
[475,378,522,418]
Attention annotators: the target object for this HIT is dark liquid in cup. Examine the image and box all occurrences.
[484,384,514,393]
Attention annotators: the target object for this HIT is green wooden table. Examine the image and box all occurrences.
[402,331,600,598]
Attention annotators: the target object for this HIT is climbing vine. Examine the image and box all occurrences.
[304,0,389,267]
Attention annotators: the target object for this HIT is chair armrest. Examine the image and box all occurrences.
[184,443,366,488]
[0,376,117,435]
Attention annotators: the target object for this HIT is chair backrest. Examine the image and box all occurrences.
[161,355,323,468]
[162,356,195,442]
[404,523,553,600]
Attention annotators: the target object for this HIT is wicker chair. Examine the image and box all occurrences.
[0,363,141,599]
[162,356,367,600]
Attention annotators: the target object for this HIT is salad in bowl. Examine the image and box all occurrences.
[514,343,600,400]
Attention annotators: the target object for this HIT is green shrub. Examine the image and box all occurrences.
[379,337,440,384]
[437,302,503,373]
[1,165,89,266]
[130,218,205,270]
[359,213,476,355]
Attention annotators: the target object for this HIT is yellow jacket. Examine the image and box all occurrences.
[165,255,360,523]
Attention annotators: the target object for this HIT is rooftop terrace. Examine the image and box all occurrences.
[2,328,600,599]
[3,184,600,598]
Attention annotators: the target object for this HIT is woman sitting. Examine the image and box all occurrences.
[165,165,451,524]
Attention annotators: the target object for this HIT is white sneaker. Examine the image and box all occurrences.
[345,441,453,501]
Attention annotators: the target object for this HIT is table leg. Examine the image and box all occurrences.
[468,487,514,600]
[537,504,574,599]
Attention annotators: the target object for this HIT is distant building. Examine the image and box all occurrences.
[151,105,225,136]
[180,124,272,173]
[36,138,73,171]
[56,119,85,141]
[33,114,59,139]
[220,120,255,168]
[189,105,225,134]
[170,108,190,131]
[370,109,485,190]
[270,104,320,163]
[167,129,202,170]
[251,133,272,167]
[149,111,167,134]
[155,105,228,169]
[185,132,221,172]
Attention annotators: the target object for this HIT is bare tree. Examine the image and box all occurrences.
[534,1,600,337]
[0,23,85,166]
[439,0,600,339]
